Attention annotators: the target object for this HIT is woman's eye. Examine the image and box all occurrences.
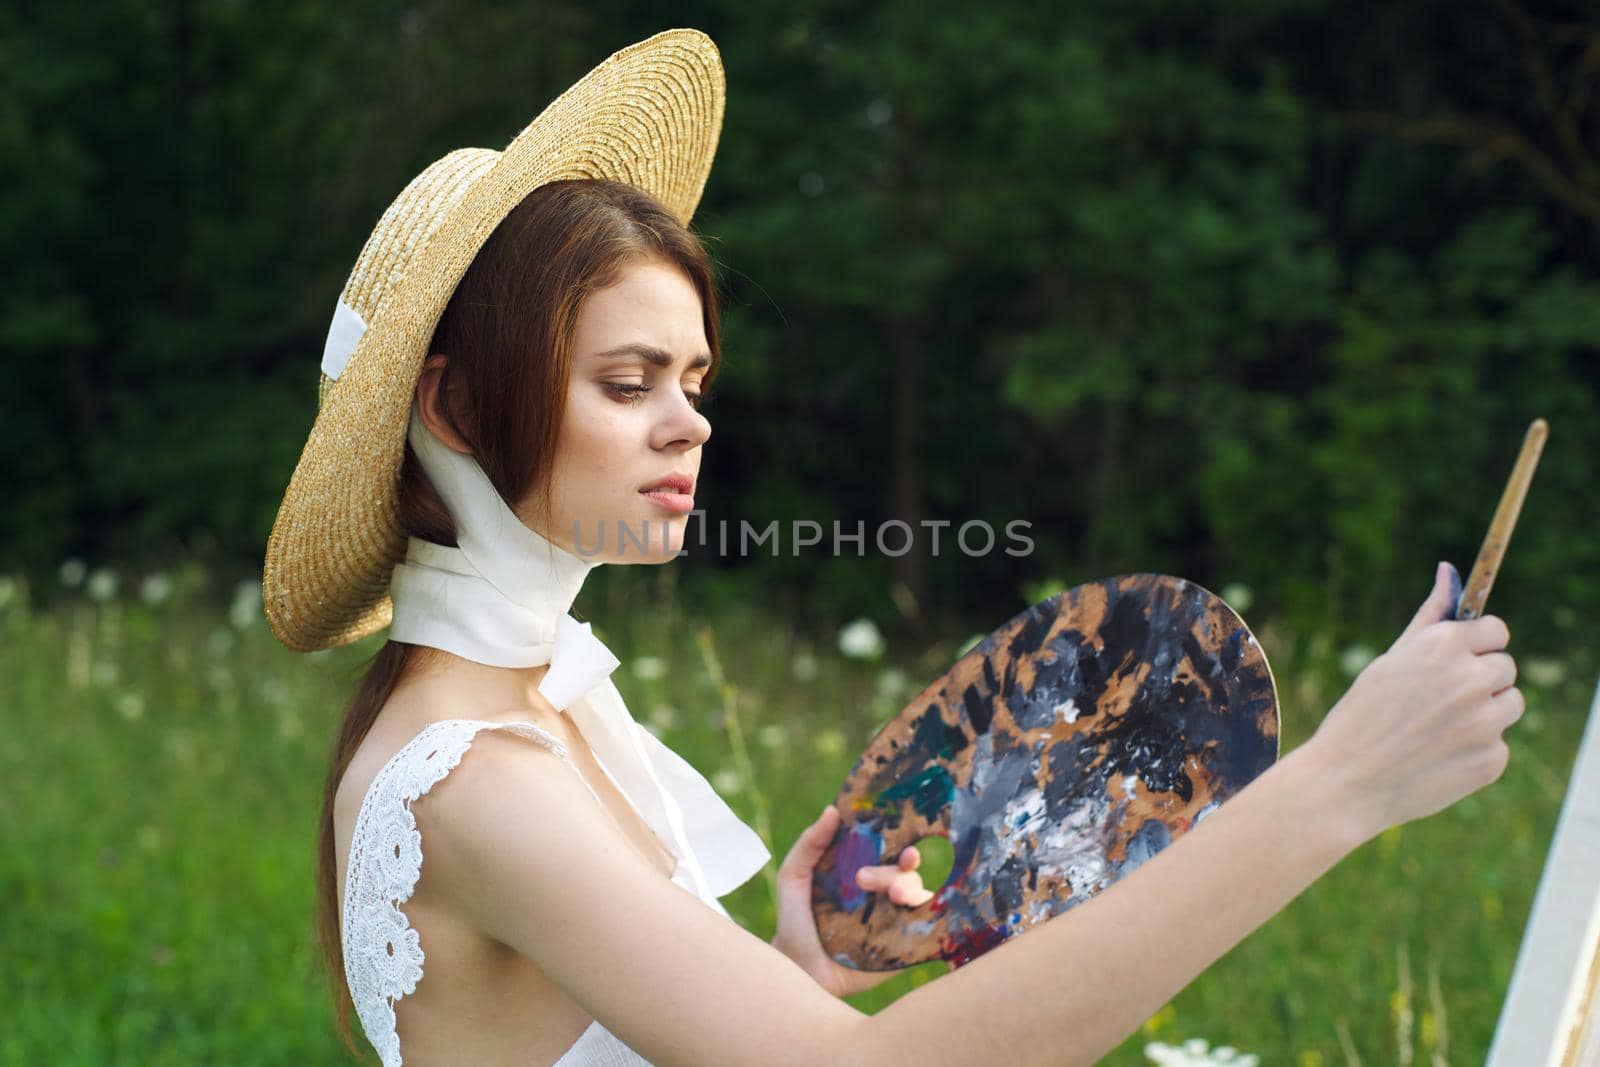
[605,383,650,403]
[605,382,712,410]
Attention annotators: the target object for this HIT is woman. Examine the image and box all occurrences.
[265,29,1523,1067]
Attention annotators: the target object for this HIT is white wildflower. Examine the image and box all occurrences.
[1144,1037,1258,1066]
[206,628,236,659]
[1338,643,1375,677]
[647,704,679,733]
[86,568,118,603]
[167,731,197,768]
[632,655,667,681]
[711,767,741,795]
[1525,657,1566,688]
[875,667,911,702]
[228,579,262,630]
[1220,582,1254,614]
[812,727,846,758]
[1145,1041,1183,1065]
[790,649,820,681]
[59,558,87,588]
[756,723,787,749]
[140,573,174,606]
[117,692,146,721]
[258,676,290,707]
[838,617,885,661]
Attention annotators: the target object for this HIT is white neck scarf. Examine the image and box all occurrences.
[388,410,770,900]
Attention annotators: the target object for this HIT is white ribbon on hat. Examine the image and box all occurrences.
[387,408,770,901]
[321,300,367,380]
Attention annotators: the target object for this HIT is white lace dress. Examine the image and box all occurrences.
[341,718,736,1066]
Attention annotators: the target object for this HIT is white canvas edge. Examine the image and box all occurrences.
[1488,673,1600,1066]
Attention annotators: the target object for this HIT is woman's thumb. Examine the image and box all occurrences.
[1400,561,1460,640]
[813,804,839,834]
[787,805,838,868]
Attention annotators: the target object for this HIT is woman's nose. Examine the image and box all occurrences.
[653,388,710,449]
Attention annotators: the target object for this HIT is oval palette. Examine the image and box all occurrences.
[811,573,1280,971]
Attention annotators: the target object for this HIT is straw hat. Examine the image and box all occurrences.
[263,28,725,652]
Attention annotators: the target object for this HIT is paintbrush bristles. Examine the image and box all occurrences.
[1457,418,1548,621]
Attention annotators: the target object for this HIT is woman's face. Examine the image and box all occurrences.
[523,256,712,563]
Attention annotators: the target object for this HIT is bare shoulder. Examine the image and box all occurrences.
[406,720,608,910]
[333,690,563,852]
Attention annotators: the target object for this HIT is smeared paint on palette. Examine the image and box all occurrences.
[811,573,1279,971]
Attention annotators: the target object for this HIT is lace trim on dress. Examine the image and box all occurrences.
[341,718,579,1067]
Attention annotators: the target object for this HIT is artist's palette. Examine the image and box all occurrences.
[811,573,1279,971]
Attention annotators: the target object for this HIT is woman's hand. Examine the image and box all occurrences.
[770,803,935,998]
[1306,560,1525,843]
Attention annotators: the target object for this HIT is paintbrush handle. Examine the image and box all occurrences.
[1455,418,1548,621]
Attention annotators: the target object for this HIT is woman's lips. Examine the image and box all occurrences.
[641,489,695,514]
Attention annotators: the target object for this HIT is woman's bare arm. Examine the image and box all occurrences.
[422,722,1358,1067]
[416,569,1519,1066]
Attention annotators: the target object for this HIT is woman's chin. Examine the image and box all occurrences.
[609,537,686,565]
[607,509,691,563]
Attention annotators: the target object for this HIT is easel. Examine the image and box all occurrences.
[1488,675,1600,1065]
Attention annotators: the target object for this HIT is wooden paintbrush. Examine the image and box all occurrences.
[1454,418,1548,621]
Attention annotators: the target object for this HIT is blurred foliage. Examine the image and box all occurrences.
[1,569,1593,1062]
[3,0,1596,649]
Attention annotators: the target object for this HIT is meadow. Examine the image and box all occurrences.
[2,560,1591,1066]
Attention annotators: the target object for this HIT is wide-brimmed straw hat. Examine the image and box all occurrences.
[262,28,725,653]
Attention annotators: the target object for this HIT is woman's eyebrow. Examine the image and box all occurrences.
[591,342,711,370]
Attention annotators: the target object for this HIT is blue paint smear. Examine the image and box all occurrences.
[1116,818,1172,878]
[833,823,885,913]
[875,764,956,823]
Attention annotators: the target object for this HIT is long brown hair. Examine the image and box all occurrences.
[313,177,724,1058]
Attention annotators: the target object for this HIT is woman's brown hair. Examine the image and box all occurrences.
[313,177,724,1057]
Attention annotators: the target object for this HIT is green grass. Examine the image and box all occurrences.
[1,562,1590,1065]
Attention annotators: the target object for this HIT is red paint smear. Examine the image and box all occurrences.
[940,923,1010,968]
